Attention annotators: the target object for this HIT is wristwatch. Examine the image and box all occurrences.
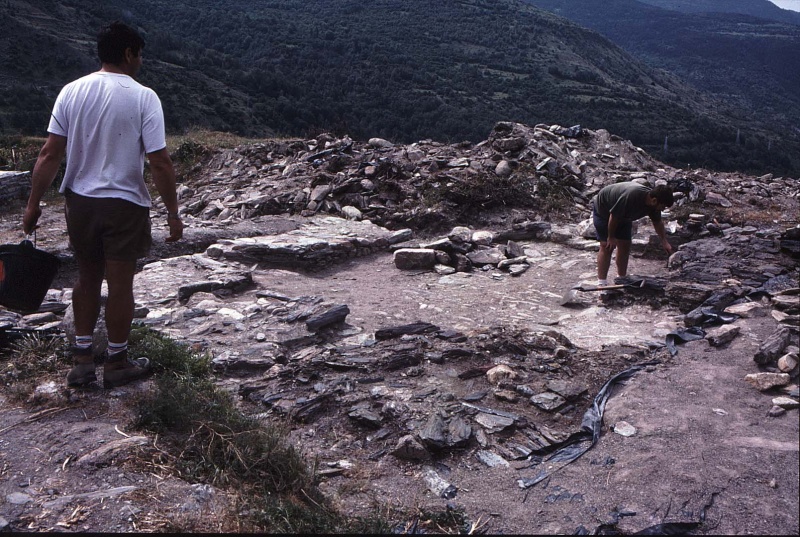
[167,212,181,220]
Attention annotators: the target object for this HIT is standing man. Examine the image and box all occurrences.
[22,21,183,388]
[592,181,674,287]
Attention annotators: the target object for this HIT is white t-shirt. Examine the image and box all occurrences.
[48,72,166,208]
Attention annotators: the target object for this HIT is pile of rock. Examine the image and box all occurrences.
[746,323,799,416]
[666,227,799,314]
[391,223,551,275]
[167,121,714,234]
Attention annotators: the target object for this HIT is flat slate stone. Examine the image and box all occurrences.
[474,412,515,433]
[530,392,566,411]
[391,435,431,461]
[476,450,510,468]
[6,492,32,505]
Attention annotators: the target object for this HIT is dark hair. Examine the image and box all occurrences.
[650,184,674,207]
[97,21,145,65]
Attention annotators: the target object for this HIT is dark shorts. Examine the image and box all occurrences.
[64,190,151,262]
[592,204,632,242]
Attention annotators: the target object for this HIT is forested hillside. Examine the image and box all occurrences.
[1,0,798,175]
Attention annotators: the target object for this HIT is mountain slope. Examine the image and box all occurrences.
[524,0,800,169]
[637,0,800,25]
[524,0,800,121]
[1,0,797,175]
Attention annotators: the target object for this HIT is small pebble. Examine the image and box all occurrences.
[768,405,786,417]
[613,421,636,437]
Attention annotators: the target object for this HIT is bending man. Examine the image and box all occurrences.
[23,21,183,388]
[592,181,674,286]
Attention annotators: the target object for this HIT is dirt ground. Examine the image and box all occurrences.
[0,194,798,534]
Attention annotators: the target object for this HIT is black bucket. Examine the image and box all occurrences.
[0,239,61,313]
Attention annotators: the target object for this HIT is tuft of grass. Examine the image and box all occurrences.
[2,332,67,382]
[128,325,212,378]
[134,375,312,492]
[0,331,68,403]
[423,171,538,212]
[243,493,395,534]
[413,504,487,534]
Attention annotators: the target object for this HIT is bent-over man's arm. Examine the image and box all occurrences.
[651,218,673,255]
[605,213,620,249]
[23,134,67,234]
[147,148,183,243]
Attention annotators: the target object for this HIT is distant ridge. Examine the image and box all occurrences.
[637,0,800,25]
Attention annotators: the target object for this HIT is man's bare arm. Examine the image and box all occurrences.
[652,218,673,255]
[23,134,67,234]
[147,147,183,242]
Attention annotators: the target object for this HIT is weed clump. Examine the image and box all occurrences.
[4,332,66,380]
[0,331,67,402]
[128,325,211,378]
[129,326,383,532]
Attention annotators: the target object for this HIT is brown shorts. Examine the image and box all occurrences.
[64,190,151,262]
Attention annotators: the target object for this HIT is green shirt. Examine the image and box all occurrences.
[593,182,660,223]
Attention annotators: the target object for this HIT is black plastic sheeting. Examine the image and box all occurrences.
[518,361,659,489]
[575,521,701,535]
[614,276,666,292]
[750,274,798,297]
[554,125,585,138]
[650,307,738,357]
[667,177,702,202]
[574,492,718,535]
[684,307,738,328]
[663,327,706,356]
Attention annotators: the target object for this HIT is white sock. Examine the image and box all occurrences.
[598,279,608,286]
[75,335,93,350]
[107,340,128,356]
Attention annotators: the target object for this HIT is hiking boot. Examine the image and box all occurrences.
[102,350,151,389]
[66,346,97,387]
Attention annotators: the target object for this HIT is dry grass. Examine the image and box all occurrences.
[166,128,263,153]
[0,332,68,402]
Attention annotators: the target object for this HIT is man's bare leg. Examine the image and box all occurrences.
[597,241,613,282]
[72,257,104,338]
[102,258,151,388]
[615,240,632,278]
[66,256,104,386]
[103,259,137,344]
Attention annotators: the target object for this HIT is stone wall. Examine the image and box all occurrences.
[0,171,31,206]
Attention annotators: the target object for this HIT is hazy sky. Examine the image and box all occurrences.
[769,0,800,11]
